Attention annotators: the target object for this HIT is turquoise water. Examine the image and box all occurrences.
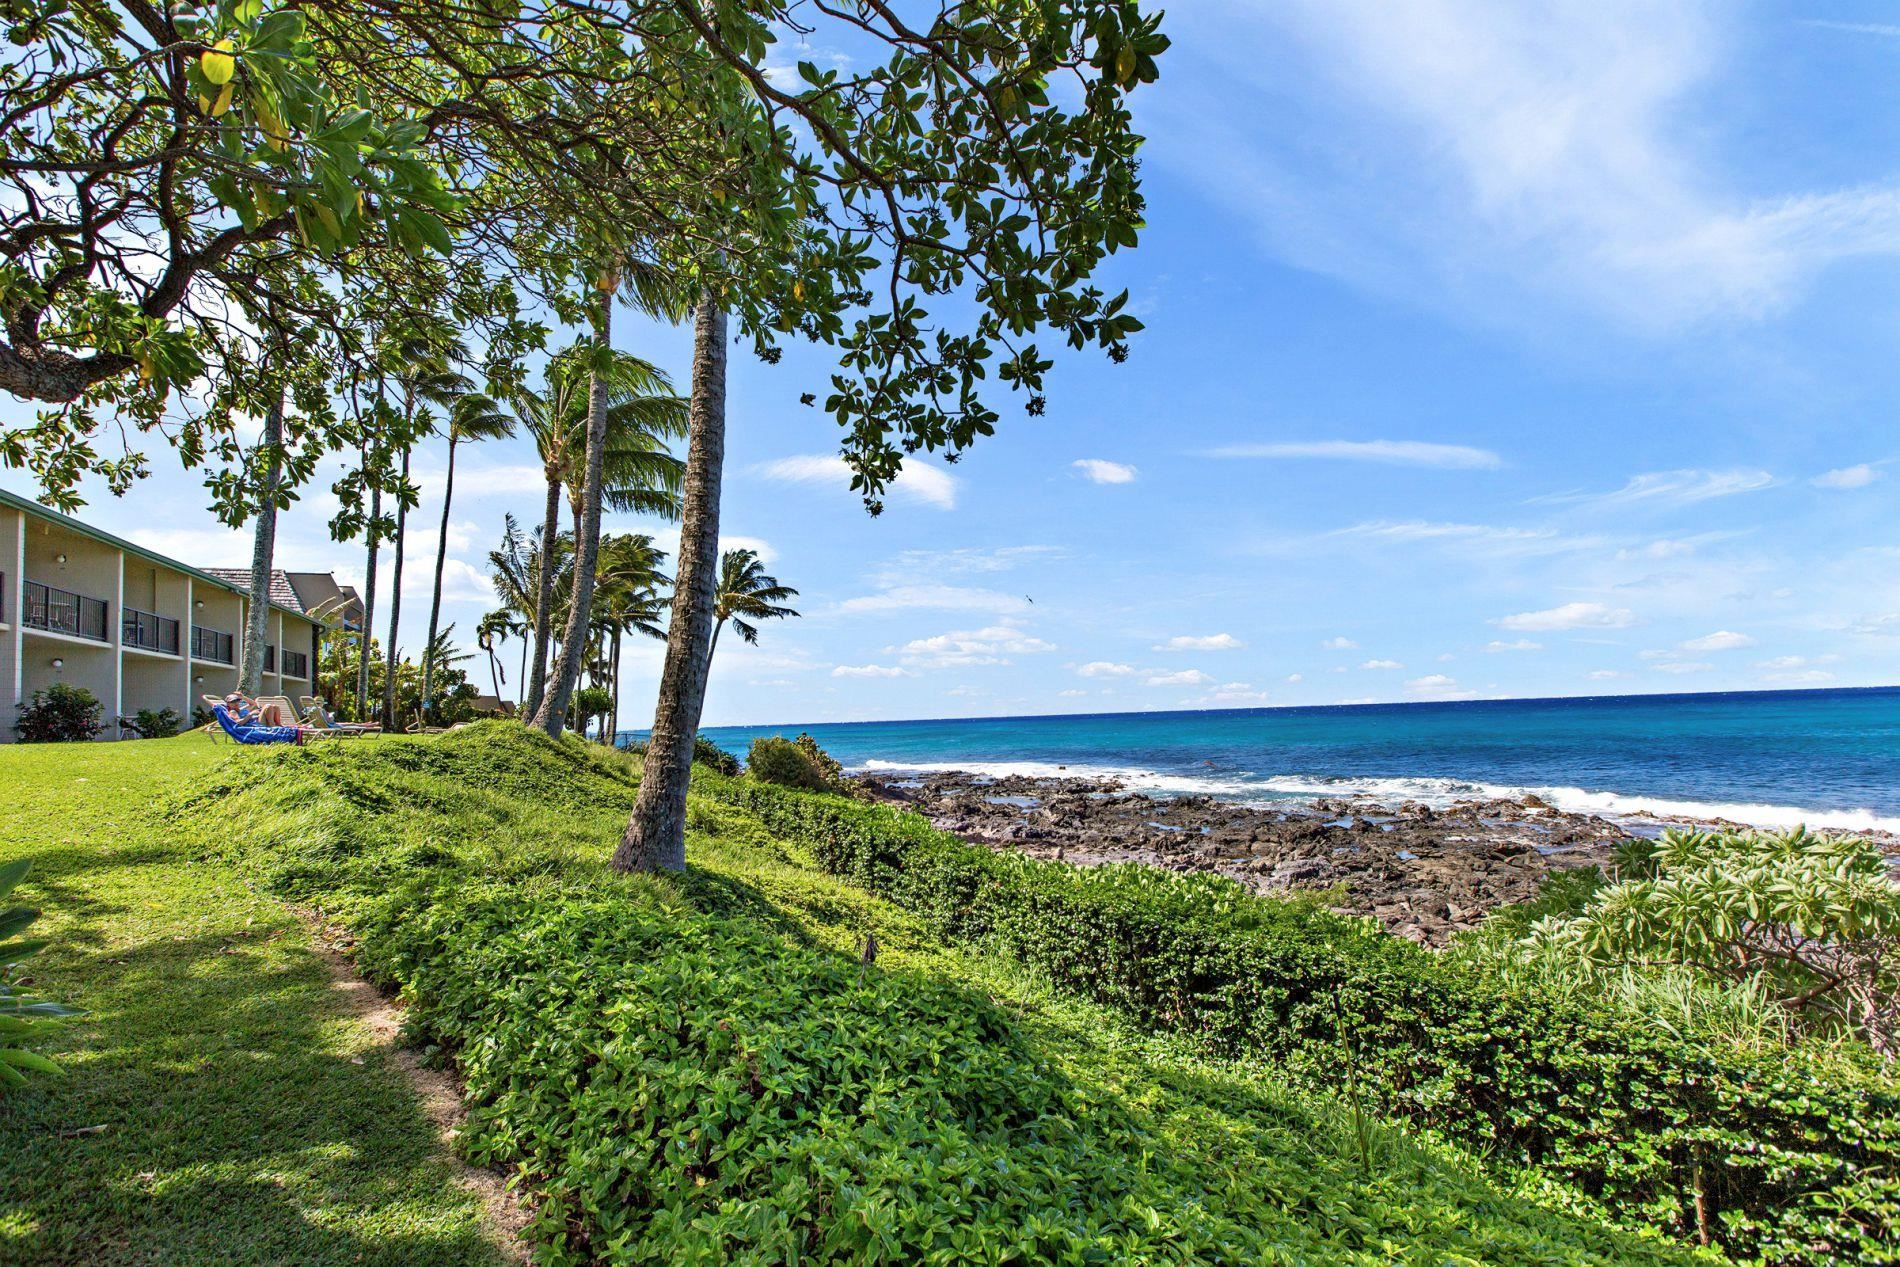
[637,687,1900,833]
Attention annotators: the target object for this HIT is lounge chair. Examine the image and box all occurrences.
[211,704,303,746]
[252,694,302,728]
[299,697,380,734]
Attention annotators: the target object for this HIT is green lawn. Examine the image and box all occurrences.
[0,733,513,1266]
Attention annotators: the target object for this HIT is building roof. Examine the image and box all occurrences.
[0,486,318,623]
[202,567,304,614]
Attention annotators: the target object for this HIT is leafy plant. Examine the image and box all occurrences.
[15,684,103,743]
[691,736,739,777]
[1525,827,1900,1054]
[793,733,846,791]
[130,707,182,740]
[0,860,81,1090]
[746,736,837,792]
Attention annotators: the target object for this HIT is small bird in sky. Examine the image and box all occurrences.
[1025,595,1034,604]
[799,392,815,406]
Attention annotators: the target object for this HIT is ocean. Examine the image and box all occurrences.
[643,687,1900,834]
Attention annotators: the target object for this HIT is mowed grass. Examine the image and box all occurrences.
[0,732,509,1266]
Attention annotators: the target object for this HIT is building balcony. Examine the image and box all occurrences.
[190,625,235,665]
[23,579,109,642]
[122,608,181,657]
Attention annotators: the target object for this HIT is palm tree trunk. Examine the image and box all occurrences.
[357,475,379,719]
[381,443,411,729]
[610,627,622,747]
[523,471,561,720]
[238,382,285,695]
[616,293,725,873]
[705,619,722,679]
[534,291,614,738]
[421,432,458,719]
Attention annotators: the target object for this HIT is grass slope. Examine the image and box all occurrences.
[176,723,1701,1265]
[0,732,511,1266]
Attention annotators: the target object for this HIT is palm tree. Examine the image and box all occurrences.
[421,389,513,718]
[590,532,671,742]
[475,608,517,704]
[508,340,687,725]
[378,329,475,728]
[706,548,798,679]
[617,291,726,873]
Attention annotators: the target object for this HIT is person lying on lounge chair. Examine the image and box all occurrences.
[211,703,303,746]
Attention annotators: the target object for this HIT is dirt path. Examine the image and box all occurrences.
[299,913,535,1264]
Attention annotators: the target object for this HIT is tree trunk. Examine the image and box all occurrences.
[615,293,725,873]
[381,444,411,729]
[238,384,286,696]
[421,432,458,719]
[705,619,723,679]
[610,627,622,747]
[357,476,379,719]
[533,292,614,738]
[523,471,561,720]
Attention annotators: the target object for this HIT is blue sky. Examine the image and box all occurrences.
[5,1,1899,726]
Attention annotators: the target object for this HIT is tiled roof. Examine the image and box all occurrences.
[202,567,304,614]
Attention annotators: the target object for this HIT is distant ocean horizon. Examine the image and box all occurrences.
[621,685,1900,834]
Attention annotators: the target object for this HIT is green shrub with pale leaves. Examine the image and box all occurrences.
[1525,826,1900,1054]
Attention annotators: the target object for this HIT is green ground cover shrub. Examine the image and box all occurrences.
[178,724,1696,1266]
[699,775,1900,1266]
[692,735,740,776]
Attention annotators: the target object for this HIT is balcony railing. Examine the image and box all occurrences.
[123,608,181,656]
[281,649,309,679]
[190,625,235,665]
[23,580,109,642]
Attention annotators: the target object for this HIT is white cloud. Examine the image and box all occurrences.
[1155,633,1244,652]
[1679,629,1753,652]
[1360,658,1404,670]
[1485,639,1542,652]
[1327,521,1584,555]
[1195,682,1272,705]
[1652,661,1713,674]
[1405,673,1472,697]
[753,453,960,510]
[1587,669,1628,680]
[1165,4,1900,330]
[838,586,1027,615]
[1321,636,1359,650]
[1146,669,1215,687]
[1058,688,1088,698]
[831,664,912,679]
[1076,661,1136,678]
[883,545,1062,576]
[1205,439,1501,469]
[425,462,547,500]
[1286,672,1304,683]
[899,625,1056,668]
[1812,464,1882,490]
[1495,601,1635,631]
[1073,458,1139,484]
[1545,469,1775,508]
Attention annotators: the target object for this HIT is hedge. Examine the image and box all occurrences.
[700,776,1900,1266]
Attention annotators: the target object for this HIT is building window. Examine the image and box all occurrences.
[190,625,235,665]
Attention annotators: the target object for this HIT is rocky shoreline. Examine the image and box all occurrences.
[853,768,1883,945]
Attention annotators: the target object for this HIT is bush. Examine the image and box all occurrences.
[1526,827,1900,1053]
[793,732,844,787]
[0,860,82,1091]
[14,684,103,743]
[699,775,1900,1266]
[691,735,740,776]
[746,736,832,791]
[129,707,182,740]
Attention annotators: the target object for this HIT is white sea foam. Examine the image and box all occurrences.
[855,759,1900,835]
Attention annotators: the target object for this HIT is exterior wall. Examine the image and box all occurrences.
[0,511,20,732]
[189,584,244,717]
[19,515,122,738]
[120,554,192,726]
